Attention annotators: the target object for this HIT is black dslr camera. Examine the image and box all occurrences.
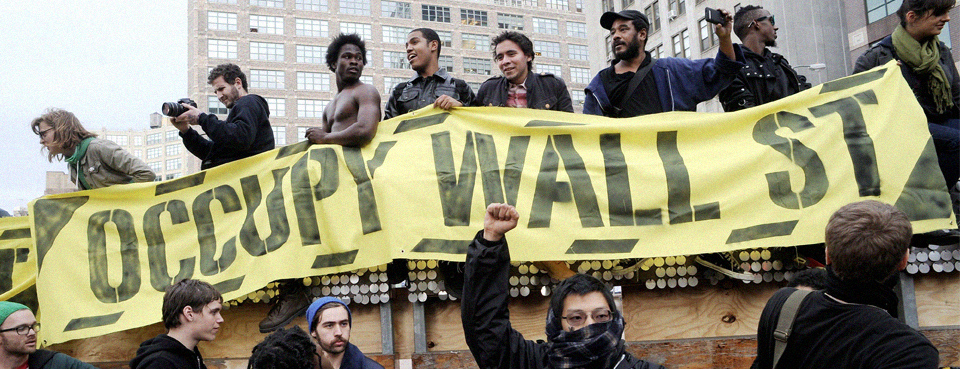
[161,98,198,117]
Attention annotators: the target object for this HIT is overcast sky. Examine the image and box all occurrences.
[0,0,187,212]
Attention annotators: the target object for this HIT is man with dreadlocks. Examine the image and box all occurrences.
[461,203,666,369]
[248,327,317,369]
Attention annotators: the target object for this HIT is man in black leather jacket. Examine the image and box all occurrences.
[461,203,666,369]
[473,31,573,112]
[384,28,474,119]
[719,6,810,112]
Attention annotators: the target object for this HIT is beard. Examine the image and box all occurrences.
[764,38,777,48]
[614,39,642,61]
[319,338,348,354]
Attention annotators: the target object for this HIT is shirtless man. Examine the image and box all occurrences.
[263,34,381,334]
[305,33,381,147]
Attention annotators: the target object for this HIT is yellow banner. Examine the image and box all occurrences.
[28,62,955,343]
[0,217,36,310]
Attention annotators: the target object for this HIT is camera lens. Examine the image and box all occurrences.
[162,102,185,117]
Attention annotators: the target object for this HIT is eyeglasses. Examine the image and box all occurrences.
[561,309,613,327]
[0,322,40,336]
[751,15,776,27]
[37,128,53,139]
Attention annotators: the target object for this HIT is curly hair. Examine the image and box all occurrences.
[491,31,535,72]
[248,326,317,369]
[326,33,368,72]
[208,63,248,91]
[31,108,97,162]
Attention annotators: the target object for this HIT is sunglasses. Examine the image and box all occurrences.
[751,15,776,27]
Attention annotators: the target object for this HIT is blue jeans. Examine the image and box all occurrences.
[930,119,960,189]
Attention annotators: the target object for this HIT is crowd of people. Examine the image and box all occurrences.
[13,0,959,368]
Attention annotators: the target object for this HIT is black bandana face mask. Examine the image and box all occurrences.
[545,309,626,369]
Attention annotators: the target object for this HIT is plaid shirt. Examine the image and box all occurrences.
[506,81,527,108]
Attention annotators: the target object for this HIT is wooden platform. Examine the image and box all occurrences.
[46,271,960,368]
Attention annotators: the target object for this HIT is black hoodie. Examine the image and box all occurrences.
[129,334,206,369]
[180,93,274,170]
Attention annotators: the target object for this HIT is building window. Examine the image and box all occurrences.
[266,97,286,117]
[544,0,569,11]
[653,44,665,59]
[645,1,661,33]
[296,0,327,11]
[383,26,412,44]
[533,17,559,35]
[462,33,489,51]
[339,22,371,40]
[208,96,228,115]
[148,162,162,174]
[296,18,328,37]
[494,0,535,6]
[208,11,237,31]
[297,71,328,91]
[866,0,901,23]
[383,51,408,69]
[602,0,614,12]
[672,29,690,58]
[468,81,482,93]
[273,126,287,145]
[422,5,451,23]
[339,0,370,15]
[567,21,586,38]
[437,30,453,47]
[133,136,143,146]
[208,39,237,59]
[622,0,634,7]
[165,173,179,180]
[250,15,284,35]
[297,45,324,64]
[147,147,161,159]
[498,13,524,30]
[251,0,283,7]
[250,42,285,61]
[298,99,328,118]
[570,67,590,84]
[568,44,588,61]
[576,0,584,12]
[297,126,310,138]
[668,0,685,17]
[382,1,412,18]
[360,75,372,84]
[461,9,488,27]
[699,18,718,51]
[538,63,562,76]
[384,76,407,91]
[147,133,162,146]
[166,130,178,142]
[105,135,128,146]
[463,57,491,75]
[439,55,454,73]
[535,41,561,58]
[571,89,585,105]
[165,144,180,156]
[133,149,143,158]
[251,70,285,89]
[165,158,182,171]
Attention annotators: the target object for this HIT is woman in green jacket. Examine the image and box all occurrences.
[31,108,156,190]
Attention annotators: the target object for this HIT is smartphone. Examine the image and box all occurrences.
[705,7,724,25]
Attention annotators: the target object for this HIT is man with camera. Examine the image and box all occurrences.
[170,63,275,170]
[718,6,811,112]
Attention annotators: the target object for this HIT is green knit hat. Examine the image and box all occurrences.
[0,301,30,326]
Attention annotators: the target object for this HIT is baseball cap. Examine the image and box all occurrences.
[600,10,650,31]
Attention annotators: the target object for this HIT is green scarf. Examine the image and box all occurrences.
[65,137,94,190]
[892,25,954,113]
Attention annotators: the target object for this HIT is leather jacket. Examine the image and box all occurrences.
[384,68,475,119]
[719,46,810,112]
[472,72,574,112]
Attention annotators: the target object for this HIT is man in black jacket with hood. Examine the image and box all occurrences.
[172,63,275,170]
[461,203,665,369]
[130,279,223,369]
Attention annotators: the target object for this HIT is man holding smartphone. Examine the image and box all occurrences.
[584,9,744,118]
[719,6,811,112]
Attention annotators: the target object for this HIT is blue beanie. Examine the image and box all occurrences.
[306,297,351,332]
[0,301,29,326]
